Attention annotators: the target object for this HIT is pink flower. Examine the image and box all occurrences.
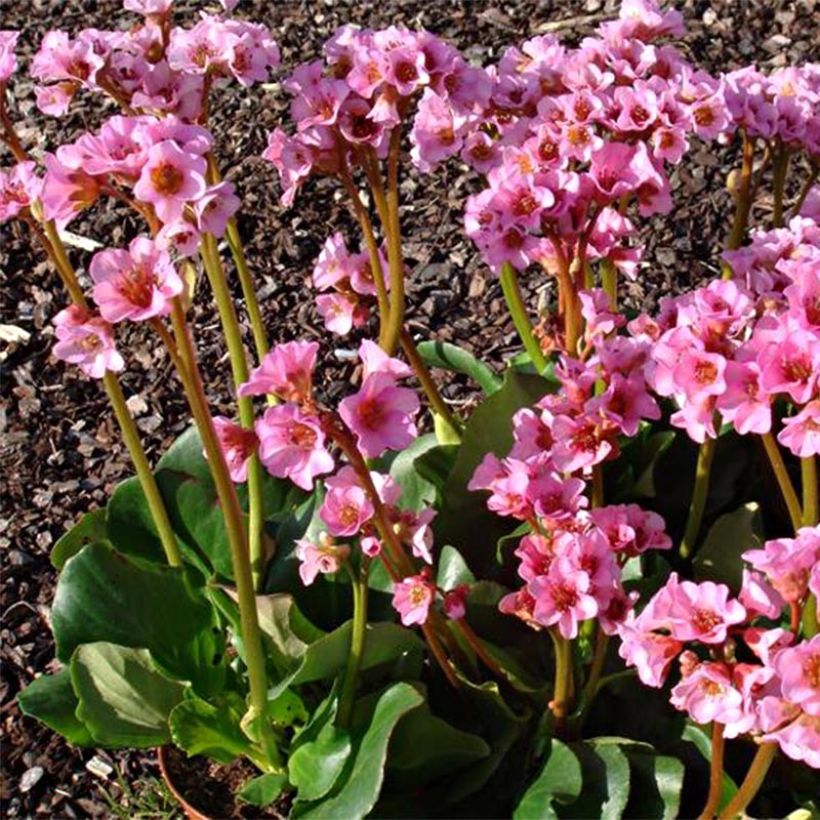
[617,620,683,687]
[316,293,364,336]
[411,89,465,172]
[358,339,412,380]
[133,140,208,224]
[778,402,820,458]
[255,404,334,490]
[774,637,820,717]
[670,661,745,726]
[758,329,819,405]
[52,305,124,379]
[717,361,771,435]
[392,570,435,627]
[123,0,173,14]
[394,507,436,564]
[672,349,727,403]
[744,528,820,604]
[339,372,419,459]
[591,504,671,556]
[40,152,100,228]
[296,537,349,586]
[89,236,183,323]
[550,414,614,473]
[31,30,104,87]
[194,182,240,237]
[739,570,785,620]
[320,466,375,537]
[239,341,318,403]
[443,585,470,621]
[530,556,599,639]
[313,233,353,291]
[0,30,19,83]
[0,162,41,223]
[211,416,258,483]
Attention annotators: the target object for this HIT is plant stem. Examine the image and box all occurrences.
[789,163,819,220]
[336,560,370,728]
[771,142,790,228]
[718,743,777,819]
[548,628,573,736]
[761,432,803,533]
[680,435,718,560]
[500,262,548,373]
[199,233,266,590]
[579,629,608,714]
[34,218,181,568]
[164,300,279,767]
[600,259,617,309]
[802,455,818,527]
[455,619,509,682]
[721,133,757,280]
[382,128,406,355]
[399,328,461,441]
[698,722,726,820]
[591,464,604,509]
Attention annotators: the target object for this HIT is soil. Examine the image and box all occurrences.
[1,0,818,816]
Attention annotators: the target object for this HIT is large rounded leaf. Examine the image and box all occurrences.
[17,669,94,746]
[514,738,583,820]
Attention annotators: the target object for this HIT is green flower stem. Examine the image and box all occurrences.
[399,328,462,441]
[36,218,181,568]
[455,619,509,683]
[761,432,803,533]
[591,464,604,509]
[200,233,266,590]
[336,559,370,729]
[548,628,574,736]
[578,629,608,715]
[802,455,817,526]
[803,596,818,638]
[680,435,718,561]
[500,262,548,373]
[163,301,279,768]
[721,133,757,280]
[600,259,618,309]
[382,127,406,356]
[771,142,790,228]
[718,743,777,819]
[697,722,726,820]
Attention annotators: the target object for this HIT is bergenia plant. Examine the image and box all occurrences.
[5,0,819,817]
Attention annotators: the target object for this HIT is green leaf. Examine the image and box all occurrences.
[388,434,441,511]
[435,371,550,577]
[169,693,256,765]
[269,622,423,700]
[514,739,583,820]
[416,340,502,396]
[623,747,684,820]
[413,443,459,498]
[296,682,424,819]
[17,669,94,746]
[289,721,352,801]
[52,509,108,570]
[237,773,288,808]
[106,477,170,566]
[681,723,737,811]
[52,541,225,695]
[564,740,630,820]
[694,502,762,591]
[437,545,476,590]
[70,642,185,747]
[387,705,490,786]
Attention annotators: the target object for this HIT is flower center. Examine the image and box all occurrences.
[694,105,715,127]
[694,360,718,384]
[804,653,820,688]
[409,585,428,606]
[692,608,721,633]
[119,265,155,309]
[290,421,317,448]
[150,161,184,196]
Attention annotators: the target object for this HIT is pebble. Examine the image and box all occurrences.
[20,766,44,793]
[85,756,113,779]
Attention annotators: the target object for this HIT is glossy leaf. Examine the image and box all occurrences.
[388,433,441,511]
[17,669,94,746]
[437,545,476,590]
[51,509,108,570]
[70,642,185,747]
[694,502,762,592]
[289,721,352,802]
[52,541,225,696]
[623,746,684,820]
[513,738,583,820]
[416,340,502,396]
[237,773,289,808]
[565,739,630,820]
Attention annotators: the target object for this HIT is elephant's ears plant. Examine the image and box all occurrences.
[3,0,819,816]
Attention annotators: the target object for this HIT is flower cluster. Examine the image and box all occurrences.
[618,526,820,768]
[30,6,278,119]
[642,214,820,454]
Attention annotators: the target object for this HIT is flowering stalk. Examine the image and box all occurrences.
[382,127,406,356]
[549,627,574,736]
[500,262,549,372]
[771,142,790,228]
[802,456,817,527]
[577,629,609,723]
[600,259,618,310]
[679,434,718,560]
[336,558,370,728]
[697,722,726,820]
[199,232,266,589]
[160,300,279,768]
[721,133,756,280]
[454,619,510,683]
[761,432,803,532]
[717,743,777,819]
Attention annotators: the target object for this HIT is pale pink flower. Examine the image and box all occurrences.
[320,466,375,537]
[739,570,785,620]
[617,620,683,687]
[89,236,183,323]
[40,152,100,228]
[296,537,349,585]
[239,341,318,403]
[0,162,41,223]
[394,507,436,564]
[123,0,173,15]
[0,30,19,83]
[255,404,334,490]
[52,305,124,379]
[672,349,727,403]
[744,528,820,604]
[211,416,258,483]
[358,339,413,380]
[758,329,819,405]
[778,402,820,458]
[317,293,364,336]
[717,361,772,435]
[193,182,240,237]
[774,637,820,717]
[339,372,419,459]
[133,140,208,224]
[392,570,435,627]
[670,661,745,726]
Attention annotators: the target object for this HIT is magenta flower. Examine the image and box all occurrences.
[530,556,599,639]
[392,571,435,627]
[339,372,419,459]
[443,585,470,621]
[52,306,124,379]
[134,140,208,224]
[319,466,375,537]
[0,162,41,223]
[211,416,258,484]
[778,402,820,458]
[672,349,727,403]
[0,30,19,83]
[718,360,771,435]
[89,236,183,323]
[255,404,334,490]
[240,341,318,404]
[194,182,240,238]
[670,661,745,726]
